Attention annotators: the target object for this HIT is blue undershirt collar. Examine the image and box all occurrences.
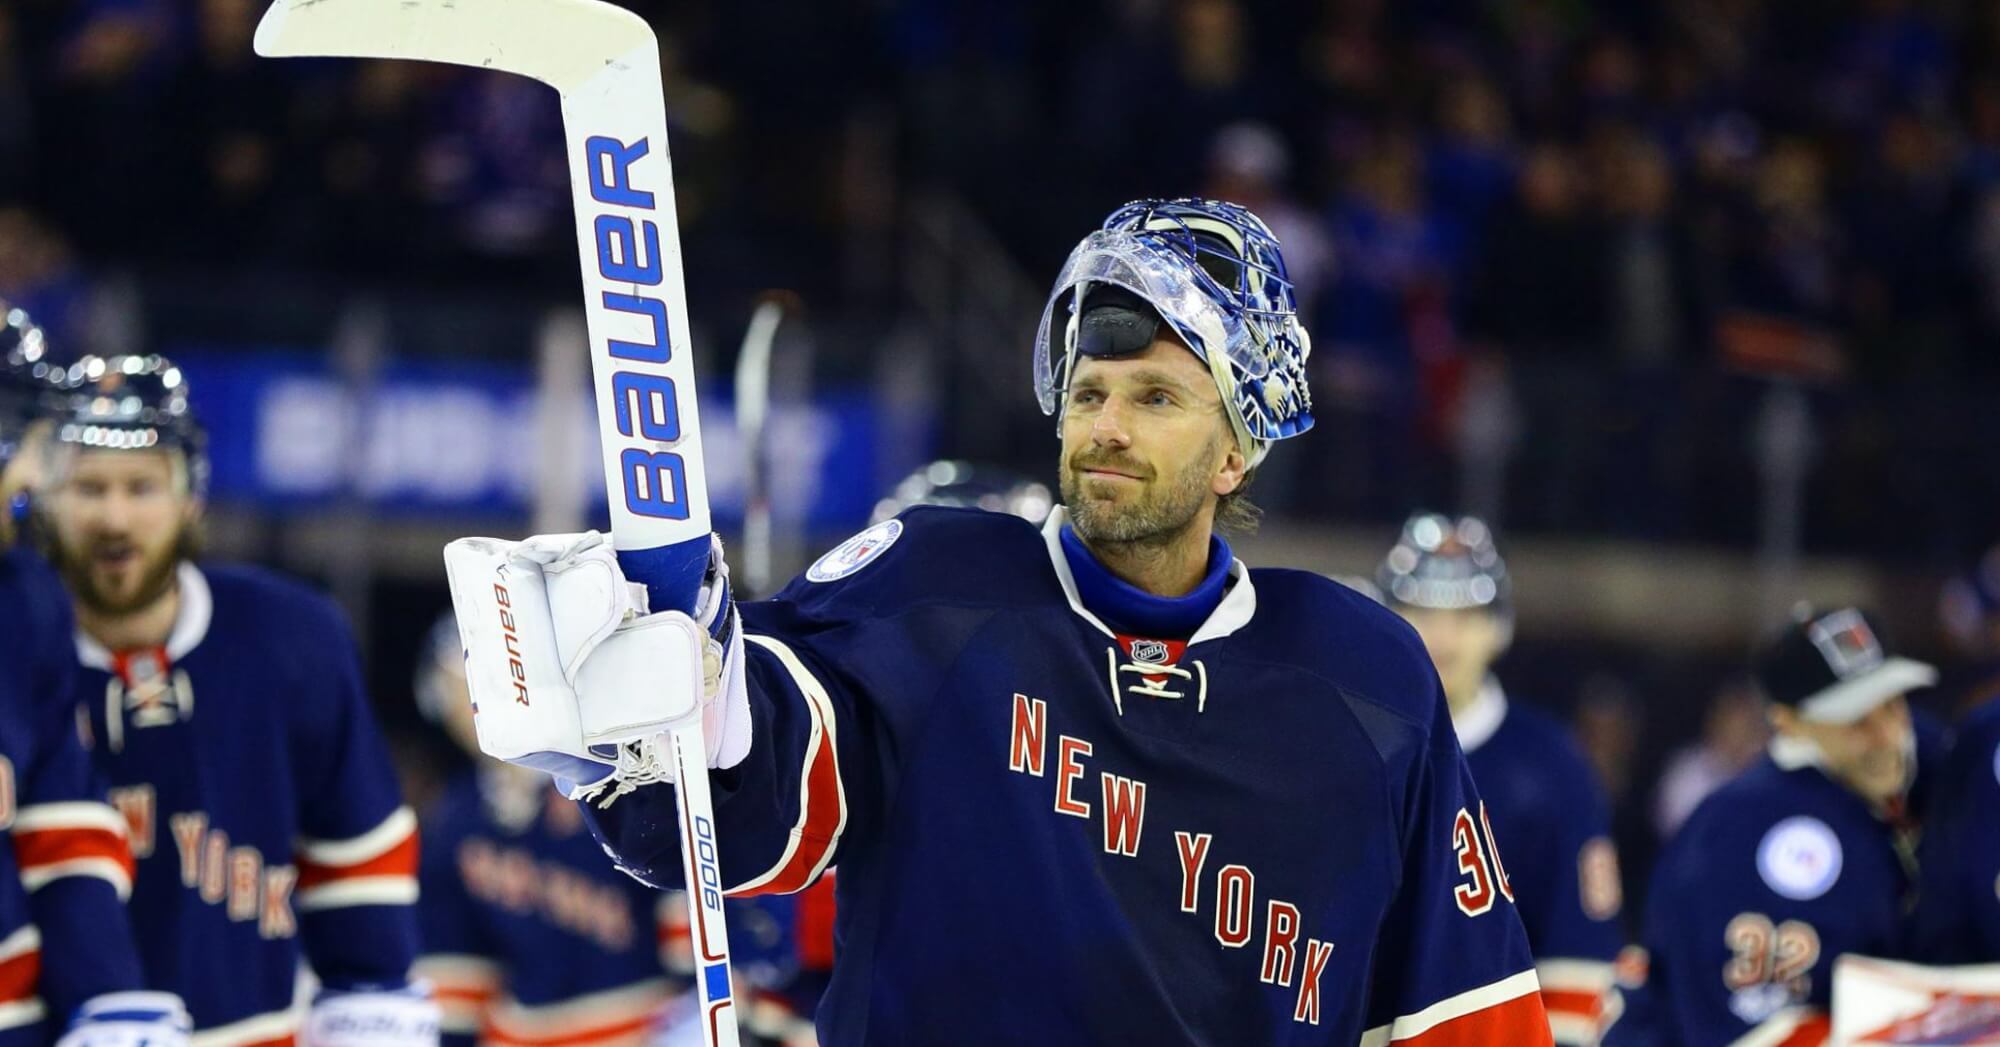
[1058,524,1231,638]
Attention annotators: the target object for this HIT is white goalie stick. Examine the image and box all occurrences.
[732,292,792,598]
[252,3,740,1044]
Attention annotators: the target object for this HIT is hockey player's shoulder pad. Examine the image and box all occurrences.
[1491,700,1606,797]
[765,506,1051,619]
[1245,566,1447,728]
[196,561,366,695]
[1,544,74,652]
[1669,758,1812,862]
[200,561,355,640]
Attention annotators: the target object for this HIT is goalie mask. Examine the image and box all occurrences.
[1034,198,1314,468]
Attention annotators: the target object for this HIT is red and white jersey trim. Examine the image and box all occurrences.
[188,1005,302,1047]
[414,954,500,1036]
[0,1000,46,1033]
[1537,957,1616,1045]
[1360,969,1550,1046]
[1728,1006,1830,1047]
[483,978,673,1047]
[295,807,418,911]
[12,801,135,898]
[728,636,847,897]
[0,926,43,1030]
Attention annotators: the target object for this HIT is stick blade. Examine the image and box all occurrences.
[254,0,655,88]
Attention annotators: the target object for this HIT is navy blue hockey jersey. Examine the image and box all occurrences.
[418,768,674,1047]
[0,547,143,1044]
[582,507,1551,1046]
[1607,738,1930,1046]
[1912,698,2000,962]
[1458,680,1624,1044]
[71,563,419,1046]
[420,769,831,1047]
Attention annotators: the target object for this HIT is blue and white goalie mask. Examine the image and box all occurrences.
[1033,198,1314,468]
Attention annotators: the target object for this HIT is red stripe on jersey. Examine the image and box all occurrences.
[432,985,498,1004]
[1396,991,1554,1046]
[732,720,843,898]
[485,1013,654,1047]
[236,1034,295,1047]
[0,948,38,1002]
[295,831,417,890]
[794,873,837,969]
[1539,988,1603,1021]
[1769,1013,1832,1046]
[13,826,135,880]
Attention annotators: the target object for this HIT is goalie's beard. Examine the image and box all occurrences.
[43,517,203,619]
[1061,436,1221,550]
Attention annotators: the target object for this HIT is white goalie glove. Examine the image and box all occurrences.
[301,985,440,1047]
[55,992,193,1047]
[441,531,749,799]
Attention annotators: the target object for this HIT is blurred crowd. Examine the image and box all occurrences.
[6,0,2000,558]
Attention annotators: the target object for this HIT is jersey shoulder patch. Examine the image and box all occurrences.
[1757,815,1844,900]
[807,520,903,583]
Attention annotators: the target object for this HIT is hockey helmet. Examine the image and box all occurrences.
[871,460,1053,525]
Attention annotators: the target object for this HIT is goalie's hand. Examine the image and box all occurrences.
[441,531,749,795]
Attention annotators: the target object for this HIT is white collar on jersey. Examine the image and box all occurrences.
[74,561,214,670]
[1040,506,1257,646]
[1453,675,1509,754]
[1769,734,1827,771]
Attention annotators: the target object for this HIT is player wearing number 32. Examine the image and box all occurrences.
[1606,607,1940,1046]
[445,199,1553,1045]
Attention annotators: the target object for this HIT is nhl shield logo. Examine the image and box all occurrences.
[808,520,904,583]
[1130,639,1170,665]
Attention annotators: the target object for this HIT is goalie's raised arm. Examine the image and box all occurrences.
[443,523,895,897]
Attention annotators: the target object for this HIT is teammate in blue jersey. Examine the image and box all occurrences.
[0,310,192,1047]
[444,199,1552,1045]
[35,355,434,1047]
[410,615,823,1047]
[1376,513,1625,1045]
[1912,555,2000,963]
[1910,697,2000,962]
[412,610,679,1047]
[1607,607,1937,1046]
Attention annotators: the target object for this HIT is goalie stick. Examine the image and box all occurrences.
[252,3,740,1044]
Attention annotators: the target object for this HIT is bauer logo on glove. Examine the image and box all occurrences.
[442,532,706,787]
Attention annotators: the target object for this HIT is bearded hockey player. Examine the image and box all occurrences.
[36,355,433,1047]
[445,198,1552,1045]
[1607,607,1937,1045]
[1376,514,1624,1045]
[0,312,191,1047]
